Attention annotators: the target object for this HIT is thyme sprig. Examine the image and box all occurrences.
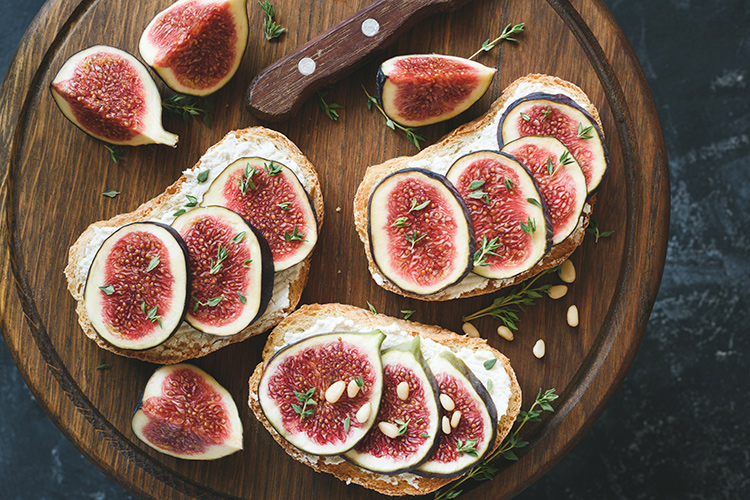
[317,90,344,121]
[284,224,307,242]
[467,179,490,204]
[292,387,317,421]
[104,144,123,163]
[473,235,502,267]
[162,95,213,127]
[192,295,223,312]
[210,244,229,274]
[363,86,425,150]
[434,388,559,500]
[405,230,426,249]
[240,164,258,194]
[468,22,525,60]
[586,219,614,243]
[577,122,595,140]
[259,1,285,40]
[462,266,559,329]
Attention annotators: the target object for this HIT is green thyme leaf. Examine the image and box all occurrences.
[456,438,479,457]
[343,415,351,433]
[586,219,614,242]
[483,358,497,370]
[391,217,409,228]
[468,180,485,191]
[409,198,431,212]
[405,230,426,249]
[355,376,364,388]
[240,164,258,194]
[238,291,247,304]
[283,224,307,242]
[146,256,160,272]
[317,90,344,121]
[520,217,536,234]
[504,177,515,192]
[547,157,555,176]
[527,197,542,208]
[264,161,282,176]
[102,190,119,198]
[98,285,114,295]
[541,106,552,121]
[210,245,229,274]
[232,231,246,243]
[487,379,494,392]
[185,194,199,207]
[104,145,122,163]
[401,309,415,320]
[560,149,575,166]
[577,122,594,140]
[173,209,186,217]
[520,112,530,121]
[367,301,377,314]
[196,169,209,183]
[277,201,291,210]
[96,363,110,370]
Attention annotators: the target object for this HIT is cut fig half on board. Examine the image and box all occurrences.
[344,336,441,474]
[377,54,496,127]
[83,222,190,350]
[132,364,243,459]
[446,150,552,280]
[50,46,178,146]
[139,0,249,96]
[368,168,475,295]
[258,331,386,456]
[202,157,318,272]
[498,92,609,193]
[415,351,497,477]
[501,136,587,245]
[171,206,274,336]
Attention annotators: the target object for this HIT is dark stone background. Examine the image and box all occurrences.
[1,0,748,498]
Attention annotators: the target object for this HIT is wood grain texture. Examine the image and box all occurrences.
[0,0,669,499]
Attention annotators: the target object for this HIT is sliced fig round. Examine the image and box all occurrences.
[498,92,609,193]
[202,157,318,272]
[501,136,587,245]
[377,54,496,127]
[368,168,475,295]
[83,222,190,350]
[171,206,273,336]
[50,45,178,147]
[415,351,498,477]
[344,336,441,474]
[139,0,249,96]
[446,151,552,280]
[132,363,243,459]
[258,331,386,456]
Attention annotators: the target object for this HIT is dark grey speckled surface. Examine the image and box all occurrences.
[2,0,749,498]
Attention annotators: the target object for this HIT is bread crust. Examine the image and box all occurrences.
[354,74,599,301]
[64,127,324,364]
[248,303,522,496]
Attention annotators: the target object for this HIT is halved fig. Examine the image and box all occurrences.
[132,363,243,459]
[498,92,609,193]
[368,168,475,295]
[202,158,318,272]
[446,151,552,279]
[344,336,441,474]
[83,222,189,350]
[139,0,249,96]
[415,351,497,477]
[377,54,496,127]
[258,331,386,455]
[501,136,587,245]
[171,206,273,336]
[50,45,178,146]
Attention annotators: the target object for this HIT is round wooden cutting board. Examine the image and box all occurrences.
[0,0,668,498]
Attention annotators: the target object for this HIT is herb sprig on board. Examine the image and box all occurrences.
[259,1,285,40]
[461,266,560,329]
[363,86,425,150]
[586,219,614,243]
[317,90,344,121]
[162,95,213,127]
[468,22,525,60]
[434,388,559,500]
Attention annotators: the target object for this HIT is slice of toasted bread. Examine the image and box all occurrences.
[248,303,522,496]
[354,74,599,301]
[64,127,324,364]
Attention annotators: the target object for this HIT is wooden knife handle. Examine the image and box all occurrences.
[246,0,470,122]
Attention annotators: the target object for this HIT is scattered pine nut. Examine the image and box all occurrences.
[451,410,462,428]
[497,325,514,341]
[347,379,360,398]
[356,402,372,423]
[533,339,546,359]
[396,381,410,400]
[567,305,579,327]
[548,284,568,299]
[559,259,576,283]
[379,421,399,439]
[442,415,452,435]
[440,393,455,411]
[462,322,480,338]
[335,206,341,212]
[325,380,346,403]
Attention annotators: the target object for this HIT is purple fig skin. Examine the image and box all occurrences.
[497,92,610,195]
[414,350,498,478]
[367,167,476,296]
[83,221,191,351]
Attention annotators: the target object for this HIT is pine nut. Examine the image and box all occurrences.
[442,415,452,435]
[379,421,399,439]
[396,381,410,400]
[567,305,579,327]
[347,379,360,398]
[559,259,576,283]
[533,339,546,359]
[325,380,346,403]
[462,322,480,338]
[451,410,462,428]
[497,325,514,341]
[356,402,371,423]
[440,394,455,411]
[548,284,568,299]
